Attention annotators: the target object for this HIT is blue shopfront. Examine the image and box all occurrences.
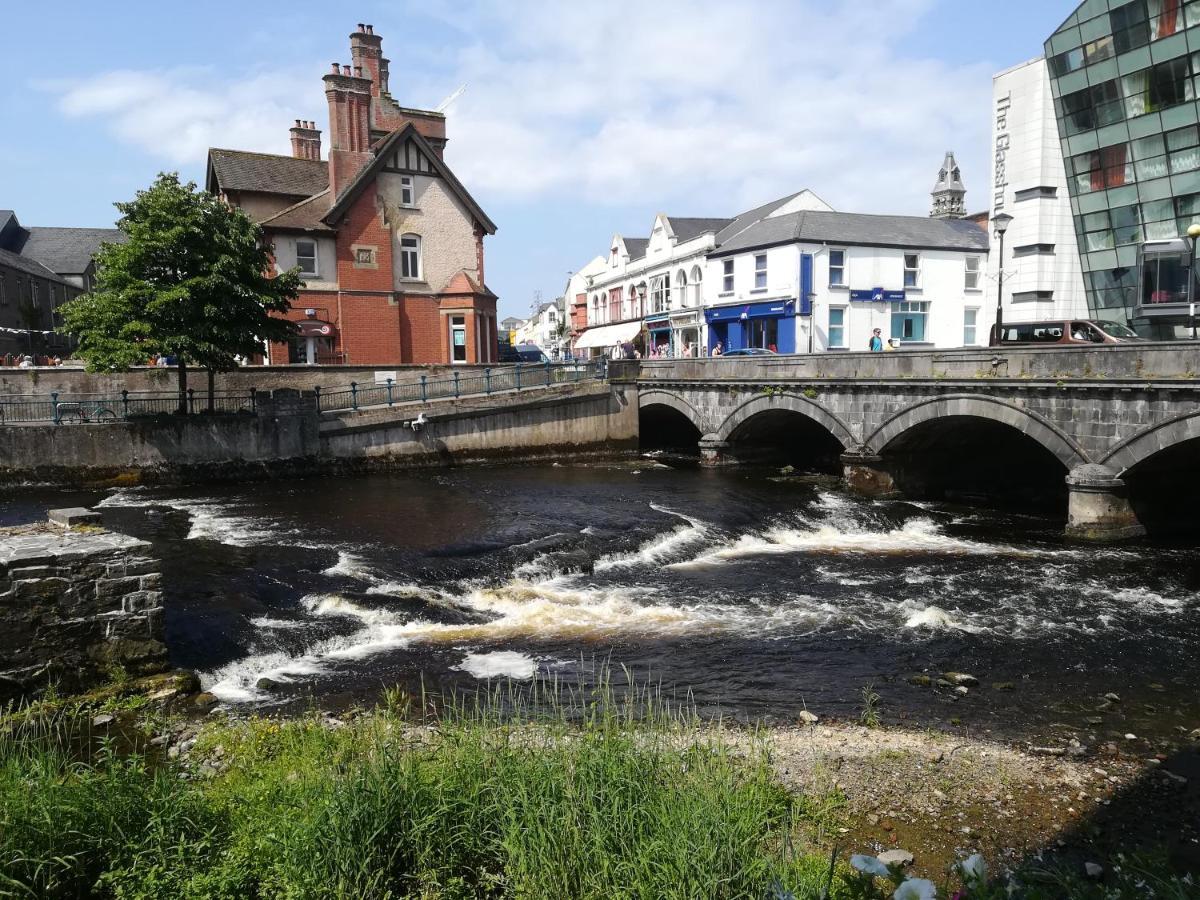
[705,298,803,353]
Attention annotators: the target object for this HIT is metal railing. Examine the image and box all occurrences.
[0,389,258,425]
[315,361,605,413]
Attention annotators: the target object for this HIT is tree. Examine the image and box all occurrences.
[59,173,300,413]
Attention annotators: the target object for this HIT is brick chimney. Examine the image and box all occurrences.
[288,119,322,161]
[323,62,373,197]
[349,24,383,97]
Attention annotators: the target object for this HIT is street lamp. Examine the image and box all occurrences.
[1187,223,1200,339]
[992,212,1014,341]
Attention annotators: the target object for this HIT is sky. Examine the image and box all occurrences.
[1,0,1074,320]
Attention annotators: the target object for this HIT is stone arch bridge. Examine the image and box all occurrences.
[609,344,1200,541]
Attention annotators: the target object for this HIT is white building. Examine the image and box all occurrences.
[571,174,990,355]
[989,57,1088,322]
[513,298,567,356]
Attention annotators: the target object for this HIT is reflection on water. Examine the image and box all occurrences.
[4,463,1199,740]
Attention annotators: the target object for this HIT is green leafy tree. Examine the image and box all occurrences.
[59,173,300,413]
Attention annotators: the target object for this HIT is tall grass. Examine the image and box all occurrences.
[0,678,837,899]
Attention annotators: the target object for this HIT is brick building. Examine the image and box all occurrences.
[0,210,122,360]
[205,24,498,366]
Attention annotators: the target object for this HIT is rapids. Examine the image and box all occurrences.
[5,462,1199,741]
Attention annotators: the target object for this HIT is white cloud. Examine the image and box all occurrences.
[42,0,994,217]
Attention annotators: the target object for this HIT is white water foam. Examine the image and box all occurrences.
[903,605,977,632]
[454,651,538,680]
[594,504,710,571]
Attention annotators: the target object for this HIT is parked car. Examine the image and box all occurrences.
[498,344,551,364]
[721,347,778,357]
[988,319,1143,347]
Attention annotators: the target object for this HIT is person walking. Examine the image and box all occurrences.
[712,341,724,357]
[869,328,884,352]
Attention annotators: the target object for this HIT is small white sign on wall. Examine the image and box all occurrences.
[374,371,398,384]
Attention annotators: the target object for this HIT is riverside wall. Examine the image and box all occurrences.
[0,528,168,701]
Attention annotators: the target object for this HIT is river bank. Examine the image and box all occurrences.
[2,674,1195,898]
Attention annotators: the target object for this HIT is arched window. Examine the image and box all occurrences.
[651,275,670,313]
[674,269,688,308]
[626,284,637,319]
[592,294,602,324]
[636,281,647,318]
[399,233,421,279]
[690,265,703,306]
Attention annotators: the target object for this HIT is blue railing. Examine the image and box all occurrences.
[315,361,604,413]
[0,389,257,425]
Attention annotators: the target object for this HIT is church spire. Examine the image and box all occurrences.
[930,150,966,219]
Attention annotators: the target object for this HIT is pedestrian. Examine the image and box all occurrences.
[869,328,884,352]
[885,338,899,352]
[713,341,724,357]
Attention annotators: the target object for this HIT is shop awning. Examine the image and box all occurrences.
[573,320,642,350]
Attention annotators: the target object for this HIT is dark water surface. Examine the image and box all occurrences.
[4,462,1199,743]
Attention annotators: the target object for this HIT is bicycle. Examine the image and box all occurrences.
[56,401,118,424]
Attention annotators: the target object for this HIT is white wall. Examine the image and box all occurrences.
[989,57,1087,322]
[273,234,338,290]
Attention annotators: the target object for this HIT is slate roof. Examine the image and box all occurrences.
[711,210,989,256]
[257,190,334,232]
[667,217,732,242]
[207,149,329,197]
[0,245,72,285]
[624,238,649,260]
[20,227,124,274]
[714,192,808,245]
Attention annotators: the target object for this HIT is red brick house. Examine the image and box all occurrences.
[205,24,498,365]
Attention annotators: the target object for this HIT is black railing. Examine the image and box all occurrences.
[0,390,257,425]
[315,361,605,413]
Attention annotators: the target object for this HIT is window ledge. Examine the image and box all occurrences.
[749,288,768,294]
[964,288,983,293]
[825,346,847,351]
[717,291,734,298]
[828,284,848,290]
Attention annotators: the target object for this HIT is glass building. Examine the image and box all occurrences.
[1047,0,1200,334]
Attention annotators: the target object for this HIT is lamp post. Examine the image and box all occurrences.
[992,213,1014,341]
[1187,224,1200,339]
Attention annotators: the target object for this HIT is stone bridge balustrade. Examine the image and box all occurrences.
[613,344,1200,540]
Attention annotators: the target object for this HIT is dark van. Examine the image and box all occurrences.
[988,319,1143,347]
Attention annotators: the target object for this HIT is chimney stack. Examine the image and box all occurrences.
[289,119,322,161]
[323,59,373,196]
[349,23,384,97]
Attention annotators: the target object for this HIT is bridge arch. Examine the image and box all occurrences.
[865,394,1089,469]
[713,393,856,448]
[1101,411,1200,475]
[636,388,709,433]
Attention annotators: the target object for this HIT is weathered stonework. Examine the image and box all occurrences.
[0,529,168,701]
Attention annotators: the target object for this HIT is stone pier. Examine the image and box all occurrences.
[1065,464,1145,542]
[0,525,168,701]
[841,451,899,498]
[698,434,735,467]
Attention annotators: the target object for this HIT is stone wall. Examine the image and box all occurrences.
[0,363,504,399]
[0,529,168,701]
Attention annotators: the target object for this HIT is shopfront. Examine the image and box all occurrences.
[705,298,800,354]
[645,314,672,356]
[288,318,338,365]
[670,310,702,357]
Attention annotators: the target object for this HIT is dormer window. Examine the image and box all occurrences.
[400,175,415,207]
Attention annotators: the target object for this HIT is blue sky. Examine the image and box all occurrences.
[1,1,1073,320]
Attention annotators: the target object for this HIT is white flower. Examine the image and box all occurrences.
[959,853,988,884]
[893,878,938,900]
[850,854,891,878]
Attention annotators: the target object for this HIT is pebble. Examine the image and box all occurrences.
[878,849,914,867]
[1124,733,1137,740]
[798,710,819,725]
[1084,862,1104,879]
[92,714,114,727]
[1103,692,1121,703]
[954,686,969,696]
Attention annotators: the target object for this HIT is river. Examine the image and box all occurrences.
[4,461,1199,743]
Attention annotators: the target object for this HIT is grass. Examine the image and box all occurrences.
[0,678,1195,899]
[0,679,842,899]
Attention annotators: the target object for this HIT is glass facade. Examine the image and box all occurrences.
[1047,0,1200,332]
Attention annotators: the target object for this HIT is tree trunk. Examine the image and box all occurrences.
[176,359,188,415]
[206,367,215,413]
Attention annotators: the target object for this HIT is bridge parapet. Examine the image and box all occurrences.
[611,342,1200,384]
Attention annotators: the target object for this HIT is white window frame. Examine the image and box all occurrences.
[964,308,979,345]
[721,258,734,293]
[829,249,846,287]
[828,306,847,348]
[296,239,318,277]
[400,233,421,280]
[903,253,921,289]
[965,256,981,291]
[753,254,767,291]
[400,175,415,207]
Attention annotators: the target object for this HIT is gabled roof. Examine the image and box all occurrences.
[666,217,732,243]
[258,190,335,233]
[710,209,989,257]
[323,124,497,234]
[443,269,497,299]
[0,245,72,285]
[207,149,329,197]
[19,227,124,274]
[623,237,649,260]
[714,191,810,245]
